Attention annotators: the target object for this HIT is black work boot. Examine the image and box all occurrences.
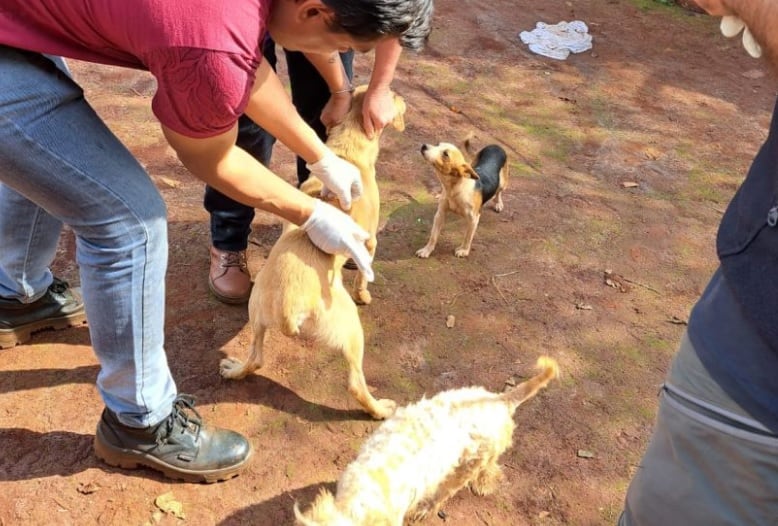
[94,395,253,483]
[0,277,87,349]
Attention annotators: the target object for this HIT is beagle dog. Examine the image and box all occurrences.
[416,140,508,258]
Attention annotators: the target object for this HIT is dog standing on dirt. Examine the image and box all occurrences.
[294,356,559,525]
[416,138,508,258]
[218,86,406,420]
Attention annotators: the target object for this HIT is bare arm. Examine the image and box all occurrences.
[242,58,328,164]
[304,51,353,129]
[695,0,778,65]
[362,38,403,138]
[162,122,314,225]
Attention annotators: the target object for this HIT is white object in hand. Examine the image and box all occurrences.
[720,15,762,58]
[301,199,374,282]
[306,149,363,211]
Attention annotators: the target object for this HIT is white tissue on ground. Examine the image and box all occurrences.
[519,20,593,60]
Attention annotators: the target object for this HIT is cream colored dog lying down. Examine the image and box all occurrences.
[218,86,406,420]
[294,356,560,525]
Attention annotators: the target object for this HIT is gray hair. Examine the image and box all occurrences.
[322,0,434,51]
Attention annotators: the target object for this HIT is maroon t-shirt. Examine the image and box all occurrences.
[0,0,271,138]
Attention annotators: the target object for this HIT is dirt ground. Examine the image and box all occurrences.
[2,1,776,525]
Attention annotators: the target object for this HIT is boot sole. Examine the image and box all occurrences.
[208,280,250,305]
[0,312,88,349]
[94,427,253,483]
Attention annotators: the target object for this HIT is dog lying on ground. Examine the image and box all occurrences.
[294,356,560,525]
[218,86,406,420]
[416,138,508,258]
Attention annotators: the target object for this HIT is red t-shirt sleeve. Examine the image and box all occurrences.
[145,47,255,138]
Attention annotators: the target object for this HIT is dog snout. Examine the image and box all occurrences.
[421,144,429,154]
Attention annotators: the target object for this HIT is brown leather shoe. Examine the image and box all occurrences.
[208,247,251,304]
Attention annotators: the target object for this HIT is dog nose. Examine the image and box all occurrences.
[420,144,428,153]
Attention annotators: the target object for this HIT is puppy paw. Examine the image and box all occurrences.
[408,501,436,523]
[493,202,504,213]
[354,289,372,305]
[415,247,433,258]
[219,357,248,380]
[454,247,470,257]
[372,398,397,419]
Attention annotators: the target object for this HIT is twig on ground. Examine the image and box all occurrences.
[620,276,661,294]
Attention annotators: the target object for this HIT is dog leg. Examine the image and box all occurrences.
[332,291,396,419]
[352,235,376,305]
[455,212,480,257]
[492,189,505,212]
[493,164,508,212]
[416,201,447,258]
[470,457,504,496]
[220,323,266,380]
[409,459,480,522]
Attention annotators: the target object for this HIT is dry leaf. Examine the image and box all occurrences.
[158,176,180,189]
[643,147,661,160]
[445,315,456,328]
[621,181,639,188]
[577,449,595,459]
[77,481,101,495]
[155,491,185,519]
[741,69,765,79]
[575,302,593,310]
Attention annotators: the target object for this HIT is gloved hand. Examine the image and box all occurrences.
[720,15,762,58]
[301,199,374,282]
[306,149,363,211]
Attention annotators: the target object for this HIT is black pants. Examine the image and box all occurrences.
[204,39,354,251]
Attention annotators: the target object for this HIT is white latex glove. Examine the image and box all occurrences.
[301,199,375,282]
[306,149,363,211]
[720,15,762,58]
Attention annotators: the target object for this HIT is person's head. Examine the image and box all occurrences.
[268,0,433,54]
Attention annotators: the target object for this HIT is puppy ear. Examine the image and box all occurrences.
[460,164,479,179]
[391,95,406,131]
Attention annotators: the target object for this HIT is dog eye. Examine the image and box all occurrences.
[442,150,449,159]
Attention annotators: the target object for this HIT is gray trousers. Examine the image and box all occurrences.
[619,332,778,525]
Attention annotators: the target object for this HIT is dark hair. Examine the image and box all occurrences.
[322,0,434,51]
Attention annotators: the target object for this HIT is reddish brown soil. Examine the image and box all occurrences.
[2,1,776,525]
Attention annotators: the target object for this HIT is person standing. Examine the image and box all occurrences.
[0,0,432,481]
[619,0,778,523]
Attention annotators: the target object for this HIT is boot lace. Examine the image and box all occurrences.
[219,251,247,270]
[157,394,203,444]
[49,277,70,294]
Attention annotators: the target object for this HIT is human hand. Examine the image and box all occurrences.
[306,149,363,210]
[362,86,396,139]
[692,0,730,16]
[320,90,353,130]
[301,199,374,281]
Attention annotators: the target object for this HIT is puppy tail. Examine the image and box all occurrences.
[463,131,477,156]
[293,502,319,526]
[501,356,559,409]
[293,488,338,526]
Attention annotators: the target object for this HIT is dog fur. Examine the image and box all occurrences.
[294,356,560,525]
[218,86,406,420]
[416,139,508,258]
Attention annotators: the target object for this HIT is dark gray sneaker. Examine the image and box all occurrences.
[94,395,253,483]
[0,277,87,349]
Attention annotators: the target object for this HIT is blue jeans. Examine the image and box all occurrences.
[0,47,176,428]
[205,42,355,251]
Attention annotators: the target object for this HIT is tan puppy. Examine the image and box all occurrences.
[301,86,406,305]
[218,86,406,420]
[416,140,508,258]
[294,356,560,525]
